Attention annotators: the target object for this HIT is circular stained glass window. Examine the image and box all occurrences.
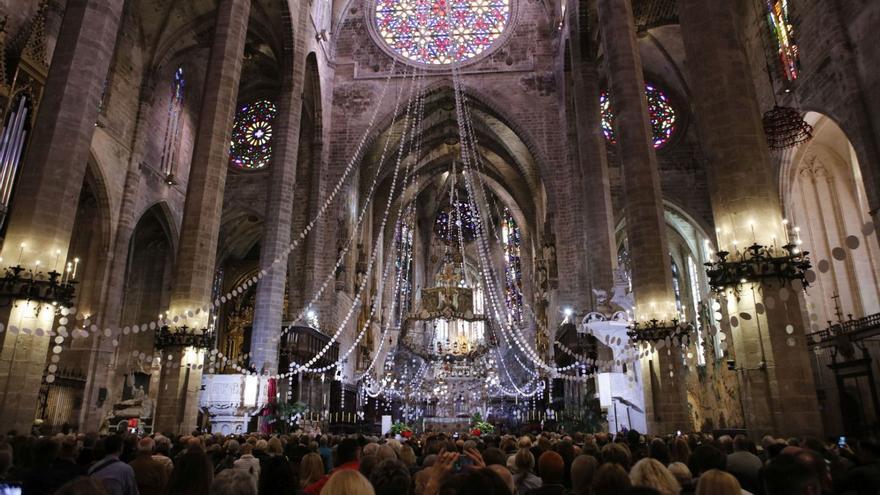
[229,99,278,170]
[600,83,678,149]
[375,0,511,65]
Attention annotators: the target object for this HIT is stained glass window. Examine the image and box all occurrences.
[670,257,682,314]
[160,67,185,177]
[600,83,677,149]
[767,0,799,82]
[502,208,523,322]
[687,256,706,366]
[375,0,511,65]
[396,207,416,321]
[434,201,477,244]
[229,99,278,170]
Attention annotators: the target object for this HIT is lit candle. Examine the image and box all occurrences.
[750,222,756,243]
[17,243,24,265]
[72,258,80,279]
[65,262,72,284]
[53,250,61,271]
[33,260,40,276]
[782,219,790,245]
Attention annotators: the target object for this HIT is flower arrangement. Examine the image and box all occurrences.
[390,422,413,438]
[470,412,494,436]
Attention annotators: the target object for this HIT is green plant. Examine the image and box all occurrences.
[470,412,495,435]
[390,422,413,435]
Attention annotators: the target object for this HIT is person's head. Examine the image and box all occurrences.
[629,458,681,495]
[795,450,832,493]
[592,463,632,494]
[695,469,741,495]
[323,469,375,495]
[301,452,326,486]
[487,465,514,494]
[717,436,733,454]
[762,454,821,495]
[376,444,397,462]
[733,435,750,453]
[688,445,725,477]
[667,462,692,487]
[137,437,155,456]
[267,437,284,456]
[166,449,214,495]
[260,454,297,495]
[225,439,241,455]
[154,435,172,455]
[570,455,598,494]
[360,454,380,480]
[399,445,417,467]
[364,443,380,457]
[670,437,691,464]
[601,442,632,470]
[513,448,535,476]
[438,468,511,495]
[482,447,507,467]
[212,469,257,495]
[54,477,110,495]
[369,458,412,495]
[254,439,268,453]
[101,435,123,456]
[337,438,362,466]
[649,438,671,466]
[537,450,565,484]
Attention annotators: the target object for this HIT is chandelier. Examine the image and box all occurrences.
[763,105,813,150]
[154,325,214,350]
[704,242,811,293]
[0,249,80,309]
[627,318,694,345]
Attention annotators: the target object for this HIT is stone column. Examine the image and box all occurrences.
[680,0,822,438]
[250,3,309,374]
[153,0,251,435]
[569,5,617,295]
[597,0,690,434]
[0,0,124,434]
[79,78,159,430]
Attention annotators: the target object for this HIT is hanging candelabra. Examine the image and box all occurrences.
[153,325,214,350]
[626,318,694,345]
[0,249,79,309]
[704,242,810,294]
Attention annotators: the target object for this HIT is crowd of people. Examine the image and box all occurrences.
[0,427,877,495]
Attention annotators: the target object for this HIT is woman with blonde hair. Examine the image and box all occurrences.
[512,448,542,495]
[630,458,681,495]
[399,444,418,467]
[695,469,741,495]
[300,452,326,488]
[322,469,375,495]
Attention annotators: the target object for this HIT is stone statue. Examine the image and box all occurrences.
[109,385,151,420]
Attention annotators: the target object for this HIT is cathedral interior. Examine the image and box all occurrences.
[0,0,879,441]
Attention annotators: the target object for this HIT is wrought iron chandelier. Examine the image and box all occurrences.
[763,105,813,150]
[627,318,694,345]
[0,264,77,309]
[704,242,811,293]
[154,325,214,350]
